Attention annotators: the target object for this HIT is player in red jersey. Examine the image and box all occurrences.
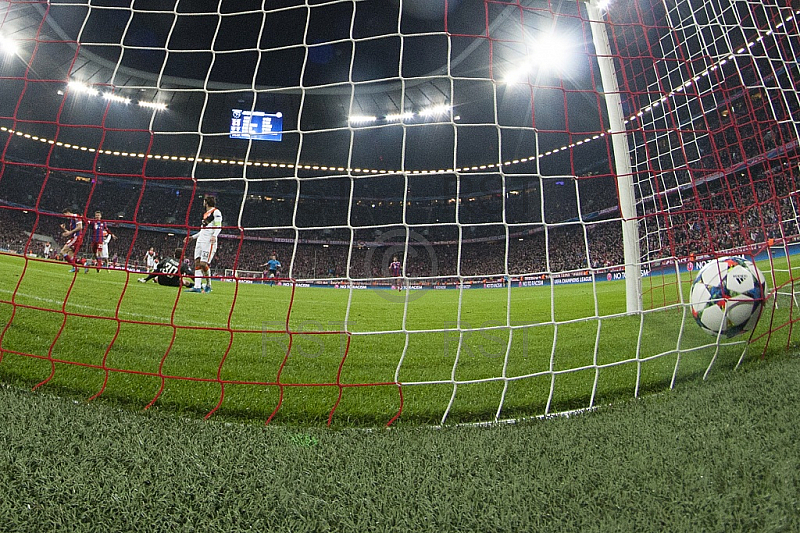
[60,208,84,272]
[87,210,112,272]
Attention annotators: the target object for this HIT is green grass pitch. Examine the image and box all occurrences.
[0,253,794,426]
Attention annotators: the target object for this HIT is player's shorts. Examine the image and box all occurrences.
[194,238,217,264]
[100,244,109,260]
[157,275,182,288]
[269,270,277,278]
[91,242,103,255]
[65,234,83,251]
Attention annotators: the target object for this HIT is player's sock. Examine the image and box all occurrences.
[194,269,203,289]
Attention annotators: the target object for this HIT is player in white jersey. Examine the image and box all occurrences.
[185,195,222,293]
[100,230,112,265]
[144,247,157,273]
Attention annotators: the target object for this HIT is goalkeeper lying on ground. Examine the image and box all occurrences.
[138,248,194,288]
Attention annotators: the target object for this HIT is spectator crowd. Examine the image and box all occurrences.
[0,82,796,282]
[0,158,795,283]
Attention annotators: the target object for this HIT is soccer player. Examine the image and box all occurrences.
[185,195,222,293]
[138,248,193,287]
[144,247,157,274]
[42,241,52,259]
[260,254,281,286]
[60,208,84,271]
[100,228,113,270]
[389,256,402,292]
[86,210,112,272]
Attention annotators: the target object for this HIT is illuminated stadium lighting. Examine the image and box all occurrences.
[531,34,572,71]
[420,104,451,117]
[504,65,531,85]
[0,8,768,183]
[0,34,17,55]
[349,115,377,124]
[67,80,100,97]
[0,5,790,194]
[138,101,167,111]
[385,112,414,122]
[505,33,573,84]
[103,92,131,105]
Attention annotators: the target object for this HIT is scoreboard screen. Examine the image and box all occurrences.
[230,110,283,141]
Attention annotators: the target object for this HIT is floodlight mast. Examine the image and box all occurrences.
[584,0,642,314]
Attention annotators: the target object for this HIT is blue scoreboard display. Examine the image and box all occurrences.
[230,109,283,141]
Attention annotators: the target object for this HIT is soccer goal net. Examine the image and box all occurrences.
[224,269,265,281]
[0,0,797,426]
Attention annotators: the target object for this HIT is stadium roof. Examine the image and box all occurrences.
[0,0,608,179]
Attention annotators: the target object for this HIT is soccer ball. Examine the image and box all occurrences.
[689,256,767,337]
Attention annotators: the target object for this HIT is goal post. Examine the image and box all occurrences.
[584,0,643,314]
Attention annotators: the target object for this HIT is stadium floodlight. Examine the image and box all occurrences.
[103,92,131,105]
[349,115,377,124]
[138,101,167,111]
[0,34,17,55]
[67,80,100,97]
[385,112,414,122]
[504,64,533,85]
[504,33,574,84]
[530,33,572,72]
[419,104,451,118]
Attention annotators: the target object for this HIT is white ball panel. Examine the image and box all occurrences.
[690,283,712,314]
[699,304,726,332]
[725,265,756,294]
[725,298,756,326]
[700,260,724,285]
[746,262,767,292]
